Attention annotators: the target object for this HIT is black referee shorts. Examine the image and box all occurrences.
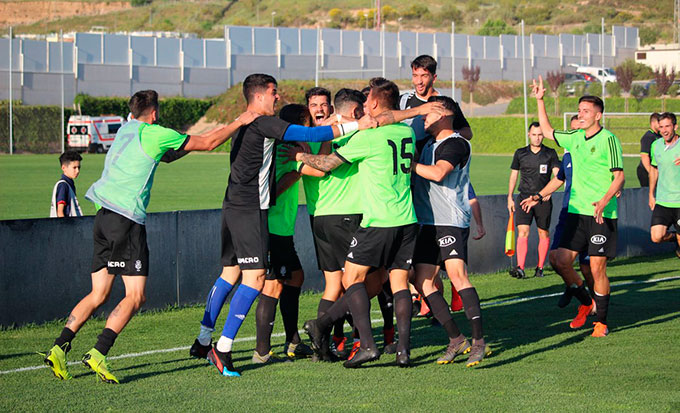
[515,195,552,230]
[92,208,149,276]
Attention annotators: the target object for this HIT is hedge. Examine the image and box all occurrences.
[74,94,215,131]
[506,96,680,115]
[0,103,74,153]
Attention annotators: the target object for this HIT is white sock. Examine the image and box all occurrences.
[197,325,214,346]
[216,336,233,353]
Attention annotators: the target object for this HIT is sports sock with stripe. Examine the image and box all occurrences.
[255,294,278,355]
[426,290,461,339]
[393,289,412,354]
[459,287,483,340]
[280,285,302,344]
[594,293,610,324]
[201,278,233,329]
[219,284,260,352]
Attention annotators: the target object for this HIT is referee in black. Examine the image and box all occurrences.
[507,121,560,278]
[637,112,661,187]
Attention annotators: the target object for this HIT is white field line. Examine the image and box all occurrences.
[2,275,678,376]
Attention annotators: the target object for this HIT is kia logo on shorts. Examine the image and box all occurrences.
[350,237,358,247]
[438,235,456,247]
[590,235,607,245]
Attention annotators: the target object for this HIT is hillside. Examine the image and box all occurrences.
[2,0,673,45]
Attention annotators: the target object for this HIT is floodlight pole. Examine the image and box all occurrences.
[315,26,320,87]
[521,20,528,146]
[601,18,606,123]
[9,26,13,155]
[60,29,65,154]
[451,22,455,98]
[381,24,385,78]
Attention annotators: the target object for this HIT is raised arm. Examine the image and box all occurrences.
[375,102,446,127]
[184,111,260,151]
[532,76,556,140]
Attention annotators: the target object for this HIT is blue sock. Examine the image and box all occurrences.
[222,284,260,339]
[201,278,233,329]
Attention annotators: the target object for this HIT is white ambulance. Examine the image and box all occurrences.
[67,115,125,153]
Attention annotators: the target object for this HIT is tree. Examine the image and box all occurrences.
[654,66,676,111]
[615,64,634,112]
[462,65,481,115]
[477,19,516,36]
[545,71,565,115]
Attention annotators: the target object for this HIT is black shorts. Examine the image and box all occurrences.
[92,208,149,276]
[266,234,302,280]
[558,213,617,258]
[414,225,469,265]
[552,208,589,264]
[515,195,552,230]
[346,224,418,271]
[313,214,362,272]
[651,204,680,231]
[220,206,269,270]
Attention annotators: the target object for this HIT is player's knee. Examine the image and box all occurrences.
[89,290,111,307]
[650,232,663,243]
[128,291,146,309]
[548,250,558,268]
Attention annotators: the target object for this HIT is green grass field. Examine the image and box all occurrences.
[1,254,679,411]
[0,153,642,221]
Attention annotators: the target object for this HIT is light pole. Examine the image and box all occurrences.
[364,12,368,30]
[271,11,276,27]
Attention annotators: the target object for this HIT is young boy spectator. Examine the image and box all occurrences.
[50,150,83,218]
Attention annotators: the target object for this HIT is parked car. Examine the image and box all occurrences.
[564,73,590,95]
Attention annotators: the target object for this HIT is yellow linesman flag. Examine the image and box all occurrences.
[504,214,516,257]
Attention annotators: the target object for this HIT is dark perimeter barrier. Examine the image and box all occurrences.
[0,188,668,326]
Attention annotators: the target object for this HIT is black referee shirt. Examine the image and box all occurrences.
[510,144,560,197]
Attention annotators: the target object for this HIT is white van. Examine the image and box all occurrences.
[569,64,617,83]
[67,115,125,153]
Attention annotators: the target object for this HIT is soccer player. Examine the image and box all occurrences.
[399,54,472,143]
[637,113,661,187]
[527,77,624,337]
[507,122,560,278]
[50,150,83,218]
[411,96,490,367]
[190,74,376,377]
[42,89,260,383]
[252,104,318,364]
[297,78,419,368]
[648,112,680,258]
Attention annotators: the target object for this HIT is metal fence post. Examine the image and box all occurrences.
[9,27,13,155]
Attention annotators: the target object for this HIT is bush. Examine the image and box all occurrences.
[381,5,399,20]
[130,0,151,6]
[477,19,516,36]
[630,84,647,100]
[668,84,680,96]
[0,103,74,153]
[648,84,659,98]
[587,81,603,97]
[606,82,622,98]
[73,94,214,132]
[401,5,430,20]
[639,27,660,46]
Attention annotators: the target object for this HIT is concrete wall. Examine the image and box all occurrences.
[0,26,639,105]
[0,188,666,327]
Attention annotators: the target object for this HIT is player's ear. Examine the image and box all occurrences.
[329,105,334,115]
[432,73,437,83]
[595,111,602,122]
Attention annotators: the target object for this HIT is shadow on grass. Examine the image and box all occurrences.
[0,352,35,361]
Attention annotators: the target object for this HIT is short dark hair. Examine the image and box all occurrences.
[411,55,437,75]
[650,112,661,122]
[570,114,579,122]
[528,121,541,132]
[305,87,331,105]
[578,95,604,114]
[279,104,312,126]
[360,86,371,97]
[243,73,277,103]
[334,88,366,112]
[129,90,159,118]
[427,95,456,112]
[368,77,400,110]
[658,112,677,125]
[59,150,82,166]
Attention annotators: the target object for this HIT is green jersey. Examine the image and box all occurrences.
[554,127,623,219]
[314,132,363,216]
[268,145,299,236]
[298,142,322,216]
[650,137,680,207]
[335,123,417,228]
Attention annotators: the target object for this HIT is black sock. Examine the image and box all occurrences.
[318,296,349,333]
[594,293,610,324]
[317,298,334,319]
[393,290,412,354]
[54,327,76,353]
[280,285,301,344]
[571,283,593,306]
[333,318,345,339]
[345,284,376,350]
[459,287,483,340]
[255,294,278,355]
[426,291,461,339]
[378,286,394,329]
[93,328,118,356]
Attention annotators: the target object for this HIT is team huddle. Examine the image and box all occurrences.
[41,54,680,382]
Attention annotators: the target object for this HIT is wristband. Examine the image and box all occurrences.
[535,193,544,203]
[339,121,358,136]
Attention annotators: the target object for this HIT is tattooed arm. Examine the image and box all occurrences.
[295,152,345,173]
